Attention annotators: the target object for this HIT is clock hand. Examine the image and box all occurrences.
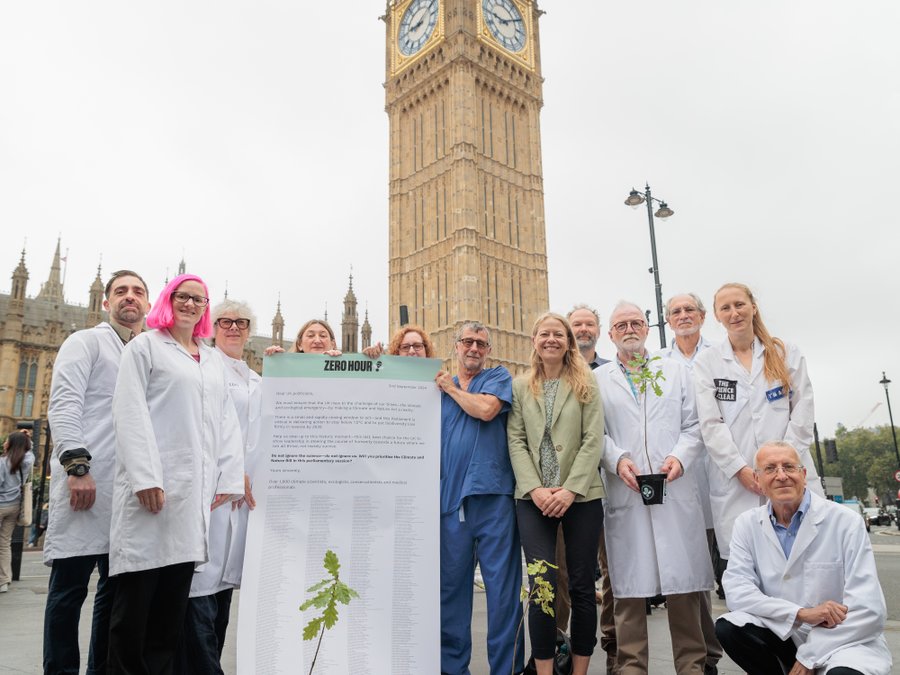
[410,10,427,32]
[491,11,521,26]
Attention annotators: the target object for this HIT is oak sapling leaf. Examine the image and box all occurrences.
[299,550,359,674]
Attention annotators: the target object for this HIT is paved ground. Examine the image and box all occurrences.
[2,542,899,674]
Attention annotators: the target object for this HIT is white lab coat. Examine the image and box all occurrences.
[45,323,125,563]
[656,335,714,529]
[693,337,823,559]
[109,329,245,576]
[721,492,892,674]
[189,348,261,596]
[595,358,713,597]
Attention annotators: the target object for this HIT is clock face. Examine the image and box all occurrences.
[482,0,526,53]
[398,0,439,57]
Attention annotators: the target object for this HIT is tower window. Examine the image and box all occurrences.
[14,358,37,419]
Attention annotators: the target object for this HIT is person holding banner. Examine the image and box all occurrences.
[179,299,262,675]
[435,321,524,675]
[107,274,245,674]
[362,323,435,359]
[265,318,342,357]
[508,312,605,675]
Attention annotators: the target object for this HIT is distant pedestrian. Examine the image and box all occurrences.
[0,432,35,593]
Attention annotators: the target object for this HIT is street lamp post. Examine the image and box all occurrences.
[624,183,673,349]
[880,372,900,470]
[879,372,900,530]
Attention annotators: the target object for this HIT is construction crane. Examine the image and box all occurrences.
[856,402,883,428]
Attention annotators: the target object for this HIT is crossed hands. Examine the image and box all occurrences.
[529,486,575,518]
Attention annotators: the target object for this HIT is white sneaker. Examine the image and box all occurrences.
[0,583,8,593]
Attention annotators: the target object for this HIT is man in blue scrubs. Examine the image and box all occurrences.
[435,321,523,675]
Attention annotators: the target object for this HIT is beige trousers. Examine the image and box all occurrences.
[614,591,706,675]
[0,502,21,585]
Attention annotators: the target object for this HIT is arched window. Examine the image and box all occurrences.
[14,356,38,420]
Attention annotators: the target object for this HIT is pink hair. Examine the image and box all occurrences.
[146,273,213,338]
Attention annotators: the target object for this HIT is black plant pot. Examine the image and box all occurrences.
[636,473,667,505]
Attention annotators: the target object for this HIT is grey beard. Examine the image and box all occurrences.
[575,336,597,351]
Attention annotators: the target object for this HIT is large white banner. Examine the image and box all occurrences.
[238,354,442,674]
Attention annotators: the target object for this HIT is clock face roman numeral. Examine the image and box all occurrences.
[398,0,439,57]
[482,0,526,53]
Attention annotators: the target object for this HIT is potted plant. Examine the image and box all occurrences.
[627,353,667,505]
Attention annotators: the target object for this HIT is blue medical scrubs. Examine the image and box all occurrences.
[440,366,523,675]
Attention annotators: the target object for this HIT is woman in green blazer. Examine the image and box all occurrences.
[508,312,605,675]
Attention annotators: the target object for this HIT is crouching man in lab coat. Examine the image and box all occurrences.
[716,441,892,675]
[596,302,713,675]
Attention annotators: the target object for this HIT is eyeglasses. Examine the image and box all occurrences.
[458,337,490,350]
[399,342,425,353]
[216,318,250,330]
[172,292,209,307]
[612,320,646,334]
[756,463,802,476]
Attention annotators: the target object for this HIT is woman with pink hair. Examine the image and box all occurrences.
[106,273,245,674]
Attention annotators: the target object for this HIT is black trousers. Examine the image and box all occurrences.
[516,498,604,659]
[177,588,234,675]
[43,553,117,675]
[107,562,195,675]
[715,618,863,675]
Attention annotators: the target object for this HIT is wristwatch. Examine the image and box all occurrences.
[67,464,90,477]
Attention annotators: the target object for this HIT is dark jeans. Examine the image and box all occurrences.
[715,618,863,675]
[108,562,194,675]
[177,588,234,675]
[516,498,604,659]
[43,554,117,675]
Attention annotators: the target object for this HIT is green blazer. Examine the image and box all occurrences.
[507,375,605,502]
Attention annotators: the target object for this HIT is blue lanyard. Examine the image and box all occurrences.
[618,361,640,402]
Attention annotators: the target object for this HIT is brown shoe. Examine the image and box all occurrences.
[605,652,618,675]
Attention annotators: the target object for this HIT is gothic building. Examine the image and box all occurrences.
[0,242,96,435]
[0,247,369,436]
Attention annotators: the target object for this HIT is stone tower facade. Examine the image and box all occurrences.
[341,274,359,354]
[361,309,373,350]
[384,0,550,371]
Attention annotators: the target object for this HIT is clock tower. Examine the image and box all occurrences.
[384,0,549,372]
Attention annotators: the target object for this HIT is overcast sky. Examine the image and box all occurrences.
[1,1,898,440]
